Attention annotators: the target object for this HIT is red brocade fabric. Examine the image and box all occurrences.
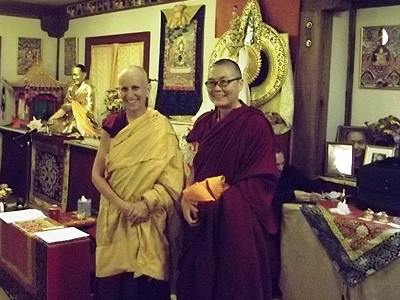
[301,201,400,285]
[177,105,278,300]
[319,201,395,252]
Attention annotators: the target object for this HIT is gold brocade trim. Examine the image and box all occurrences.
[317,204,361,259]
[62,146,70,212]
[29,139,66,211]
[317,204,400,260]
[209,0,288,107]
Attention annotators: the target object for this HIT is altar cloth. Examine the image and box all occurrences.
[0,218,91,299]
[300,201,400,286]
[280,203,400,300]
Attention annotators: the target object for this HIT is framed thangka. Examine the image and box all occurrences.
[360,25,400,89]
[18,37,41,75]
[155,5,205,116]
[64,37,78,75]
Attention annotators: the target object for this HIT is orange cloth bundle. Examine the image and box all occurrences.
[183,175,230,202]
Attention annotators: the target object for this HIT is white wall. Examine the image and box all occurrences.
[328,6,400,141]
[0,15,58,82]
[59,0,216,112]
[327,11,349,142]
[352,6,400,125]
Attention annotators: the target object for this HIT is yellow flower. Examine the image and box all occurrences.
[383,129,393,135]
[0,184,12,199]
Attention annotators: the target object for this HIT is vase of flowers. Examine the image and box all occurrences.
[0,184,12,212]
[104,89,124,114]
[365,115,400,156]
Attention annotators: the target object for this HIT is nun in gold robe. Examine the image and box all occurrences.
[92,65,184,299]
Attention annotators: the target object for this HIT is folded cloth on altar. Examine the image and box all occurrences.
[329,200,351,215]
[183,175,229,202]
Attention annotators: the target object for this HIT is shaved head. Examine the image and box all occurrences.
[210,59,242,78]
[118,65,148,86]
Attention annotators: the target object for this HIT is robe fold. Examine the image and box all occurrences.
[177,104,278,300]
[96,109,184,281]
[62,80,100,136]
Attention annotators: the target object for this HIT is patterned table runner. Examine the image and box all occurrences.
[300,202,400,286]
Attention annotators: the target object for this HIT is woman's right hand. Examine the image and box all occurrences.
[181,197,199,226]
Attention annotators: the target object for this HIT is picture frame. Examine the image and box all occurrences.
[325,142,354,177]
[363,145,395,165]
[17,37,41,75]
[360,25,400,89]
[336,125,370,173]
[64,37,79,75]
[336,125,370,143]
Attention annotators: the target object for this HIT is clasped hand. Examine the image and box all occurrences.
[124,201,149,225]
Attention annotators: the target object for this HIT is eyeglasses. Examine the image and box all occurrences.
[204,77,241,89]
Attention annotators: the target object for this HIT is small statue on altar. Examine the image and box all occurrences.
[48,64,101,137]
[375,211,389,223]
[362,208,374,220]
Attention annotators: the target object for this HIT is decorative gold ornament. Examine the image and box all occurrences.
[209,0,288,107]
[375,211,389,223]
[166,4,191,30]
[27,116,45,132]
[362,208,374,220]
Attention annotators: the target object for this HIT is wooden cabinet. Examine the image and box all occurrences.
[65,141,100,212]
[0,126,31,203]
[0,126,100,213]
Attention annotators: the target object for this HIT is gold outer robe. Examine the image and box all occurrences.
[51,80,100,136]
[96,108,184,281]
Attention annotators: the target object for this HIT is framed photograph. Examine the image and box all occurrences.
[336,125,369,173]
[17,37,41,75]
[325,142,354,177]
[336,126,369,143]
[360,25,400,89]
[363,145,395,165]
[64,37,78,75]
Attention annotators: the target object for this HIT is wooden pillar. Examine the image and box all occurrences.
[291,9,334,177]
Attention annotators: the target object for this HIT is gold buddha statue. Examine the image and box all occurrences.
[48,64,101,137]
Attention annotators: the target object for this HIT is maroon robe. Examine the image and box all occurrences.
[177,104,278,300]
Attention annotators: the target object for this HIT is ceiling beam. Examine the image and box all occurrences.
[0,2,61,19]
[0,2,68,38]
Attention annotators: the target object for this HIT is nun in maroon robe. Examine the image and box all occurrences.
[177,102,279,300]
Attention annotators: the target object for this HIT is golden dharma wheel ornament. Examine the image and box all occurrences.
[209,0,288,107]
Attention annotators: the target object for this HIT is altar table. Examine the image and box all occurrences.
[280,203,400,300]
[0,218,91,299]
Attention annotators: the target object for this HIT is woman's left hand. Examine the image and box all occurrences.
[126,201,150,225]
